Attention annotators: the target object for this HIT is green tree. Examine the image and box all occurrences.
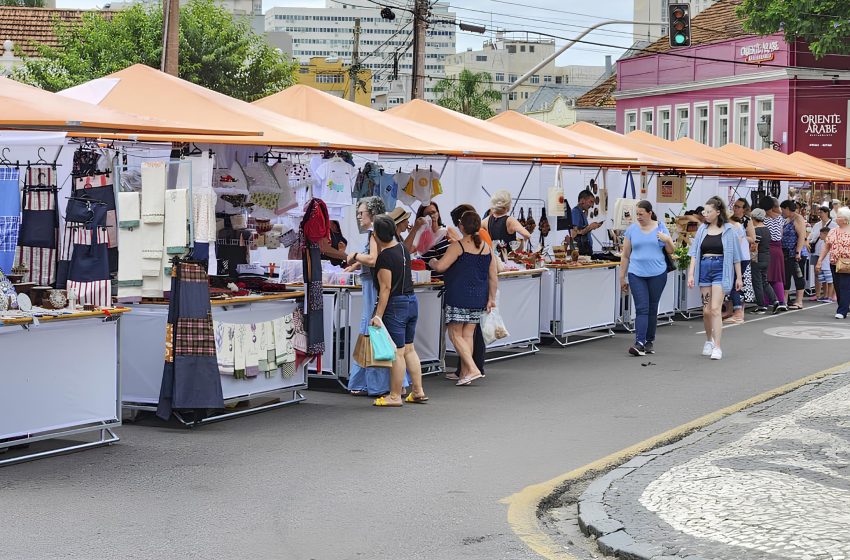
[738,0,850,58]
[12,0,298,101]
[433,69,503,120]
[1,0,45,6]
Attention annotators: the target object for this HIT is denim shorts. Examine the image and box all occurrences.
[382,294,418,348]
[699,256,724,287]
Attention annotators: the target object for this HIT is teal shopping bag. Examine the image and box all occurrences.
[367,324,397,362]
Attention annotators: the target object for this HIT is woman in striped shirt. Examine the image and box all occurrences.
[760,197,788,313]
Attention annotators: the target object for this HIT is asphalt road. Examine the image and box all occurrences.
[2,304,850,560]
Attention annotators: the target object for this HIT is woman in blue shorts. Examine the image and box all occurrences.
[687,196,742,360]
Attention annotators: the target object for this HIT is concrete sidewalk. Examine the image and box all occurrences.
[550,371,850,560]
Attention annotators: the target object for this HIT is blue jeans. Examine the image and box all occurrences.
[730,260,750,309]
[383,294,418,348]
[629,272,667,345]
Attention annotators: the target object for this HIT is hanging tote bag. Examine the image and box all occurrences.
[353,332,394,368]
[612,171,639,231]
[367,321,397,362]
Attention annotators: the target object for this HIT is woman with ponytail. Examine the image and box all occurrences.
[429,210,498,386]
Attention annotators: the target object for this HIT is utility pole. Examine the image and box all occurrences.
[160,0,180,76]
[411,0,427,100]
[349,17,361,102]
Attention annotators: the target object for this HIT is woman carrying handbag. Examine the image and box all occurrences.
[619,200,675,357]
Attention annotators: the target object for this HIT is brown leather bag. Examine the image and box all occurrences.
[353,334,393,368]
[836,257,850,274]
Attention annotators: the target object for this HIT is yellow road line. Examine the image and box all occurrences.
[502,359,850,560]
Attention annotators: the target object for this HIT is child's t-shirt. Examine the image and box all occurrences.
[814,239,831,271]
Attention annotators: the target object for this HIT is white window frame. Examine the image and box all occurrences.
[675,103,690,139]
[694,102,710,145]
[640,107,654,134]
[755,94,775,149]
[624,110,638,133]
[657,105,672,140]
[712,100,730,147]
[733,97,751,148]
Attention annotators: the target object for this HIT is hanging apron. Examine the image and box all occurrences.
[15,166,59,286]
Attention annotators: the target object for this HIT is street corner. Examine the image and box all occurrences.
[539,371,850,560]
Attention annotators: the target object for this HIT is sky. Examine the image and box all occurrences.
[54,0,637,67]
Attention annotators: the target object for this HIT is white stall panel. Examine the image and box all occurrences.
[558,267,618,335]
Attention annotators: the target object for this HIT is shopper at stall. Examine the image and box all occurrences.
[571,189,601,256]
[370,215,427,407]
[388,207,411,240]
[781,200,808,309]
[619,200,674,356]
[482,190,531,252]
[430,210,498,386]
[724,216,751,324]
[688,196,742,360]
[406,202,450,279]
[750,208,781,314]
[320,220,348,267]
[815,207,850,319]
[760,197,787,311]
[345,196,395,397]
[807,206,834,301]
[813,227,834,303]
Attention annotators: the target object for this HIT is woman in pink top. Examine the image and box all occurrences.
[815,207,850,319]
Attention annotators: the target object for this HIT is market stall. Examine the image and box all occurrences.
[0,307,128,466]
[309,282,444,387]
[445,269,543,361]
[541,262,620,345]
[121,293,306,426]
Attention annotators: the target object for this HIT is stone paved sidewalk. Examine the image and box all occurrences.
[566,372,850,560]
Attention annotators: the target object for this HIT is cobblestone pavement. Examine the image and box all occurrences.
[572,372,850,560]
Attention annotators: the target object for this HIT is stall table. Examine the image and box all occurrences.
[121,293,307,426]
[0,308,128,466]
[542,262,620,346]
[309,282,444,388]
[446,269,543,362]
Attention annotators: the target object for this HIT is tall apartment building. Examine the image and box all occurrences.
[633,0,718,43]
[443,34,605,112]
[265,0,456,108]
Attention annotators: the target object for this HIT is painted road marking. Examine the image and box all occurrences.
[502,359,850,560]
[764,325,850,339]
[696,302,829,334]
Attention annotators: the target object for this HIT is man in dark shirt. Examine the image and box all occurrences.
[571,189,601,255]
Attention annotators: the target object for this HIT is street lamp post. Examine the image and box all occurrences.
[757,116,782,150]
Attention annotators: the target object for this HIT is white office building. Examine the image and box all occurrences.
[633,0,718,42]
[265,0,456,108]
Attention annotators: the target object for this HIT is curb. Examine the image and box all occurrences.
[574,372,846,560]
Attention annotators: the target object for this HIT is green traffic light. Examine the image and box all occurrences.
[675,34,686,44]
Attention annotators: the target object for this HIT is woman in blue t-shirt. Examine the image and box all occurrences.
[619,200,675,356]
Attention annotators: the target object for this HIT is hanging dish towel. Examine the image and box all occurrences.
[118,191,140,230]
[0,167,20,274]
[164,188,189,255]
[213,320,236,377]
[116,192,143,301]
[141,161,167,223]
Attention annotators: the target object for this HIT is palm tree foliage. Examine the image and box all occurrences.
[433,69,502,120]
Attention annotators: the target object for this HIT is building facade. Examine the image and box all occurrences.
[633,0,718,43]
[443,34,605,112]
[615,34,850,166]
[265,0,456,108]
[296,56,372,106]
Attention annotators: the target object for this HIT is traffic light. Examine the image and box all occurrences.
[668,3,691,48]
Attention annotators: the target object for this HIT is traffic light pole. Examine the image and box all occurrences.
[499,20,663,112]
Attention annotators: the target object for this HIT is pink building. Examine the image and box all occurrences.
[615,26,850,166]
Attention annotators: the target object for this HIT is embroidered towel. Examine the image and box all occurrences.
[117,212,143,301]
[141,161,166,223]
[118,191,140,229]
[140,221,163,260]
[164,188,188,255]
[214,321,235,376]
[193,188,217,243]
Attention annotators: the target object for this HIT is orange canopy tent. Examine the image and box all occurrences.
[61,65,407,152]
[487,111,639,164]
[719,144,834,182]
[787,151,850,183]
[1,76,252,136]
[565,122,719,171]
[386,99,625,163]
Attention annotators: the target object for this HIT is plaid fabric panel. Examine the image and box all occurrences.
[174,316,217,356]
[179,261,208,283]
[0,216,20,252]
[0,167,19,181]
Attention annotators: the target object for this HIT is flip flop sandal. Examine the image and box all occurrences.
[456,373,483,386]
[404,393,429,404]
[788,304,803,310]
[373,396,403,407]
[445,372,460,380]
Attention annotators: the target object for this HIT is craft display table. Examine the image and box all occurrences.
[120,293,307,426]
[0,308,128,466]
[541,262,620,346]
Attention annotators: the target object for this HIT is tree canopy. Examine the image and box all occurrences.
[433,69,503,120]
[12,0,299,101]
[738,0,850,58]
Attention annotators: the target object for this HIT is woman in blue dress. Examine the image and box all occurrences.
[345,196,409,396]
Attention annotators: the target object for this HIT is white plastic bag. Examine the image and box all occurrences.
[480,308,509,345]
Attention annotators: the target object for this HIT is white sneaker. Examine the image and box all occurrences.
[702,341,715,356]
[836,313,845,319]
[710,347,723,360]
